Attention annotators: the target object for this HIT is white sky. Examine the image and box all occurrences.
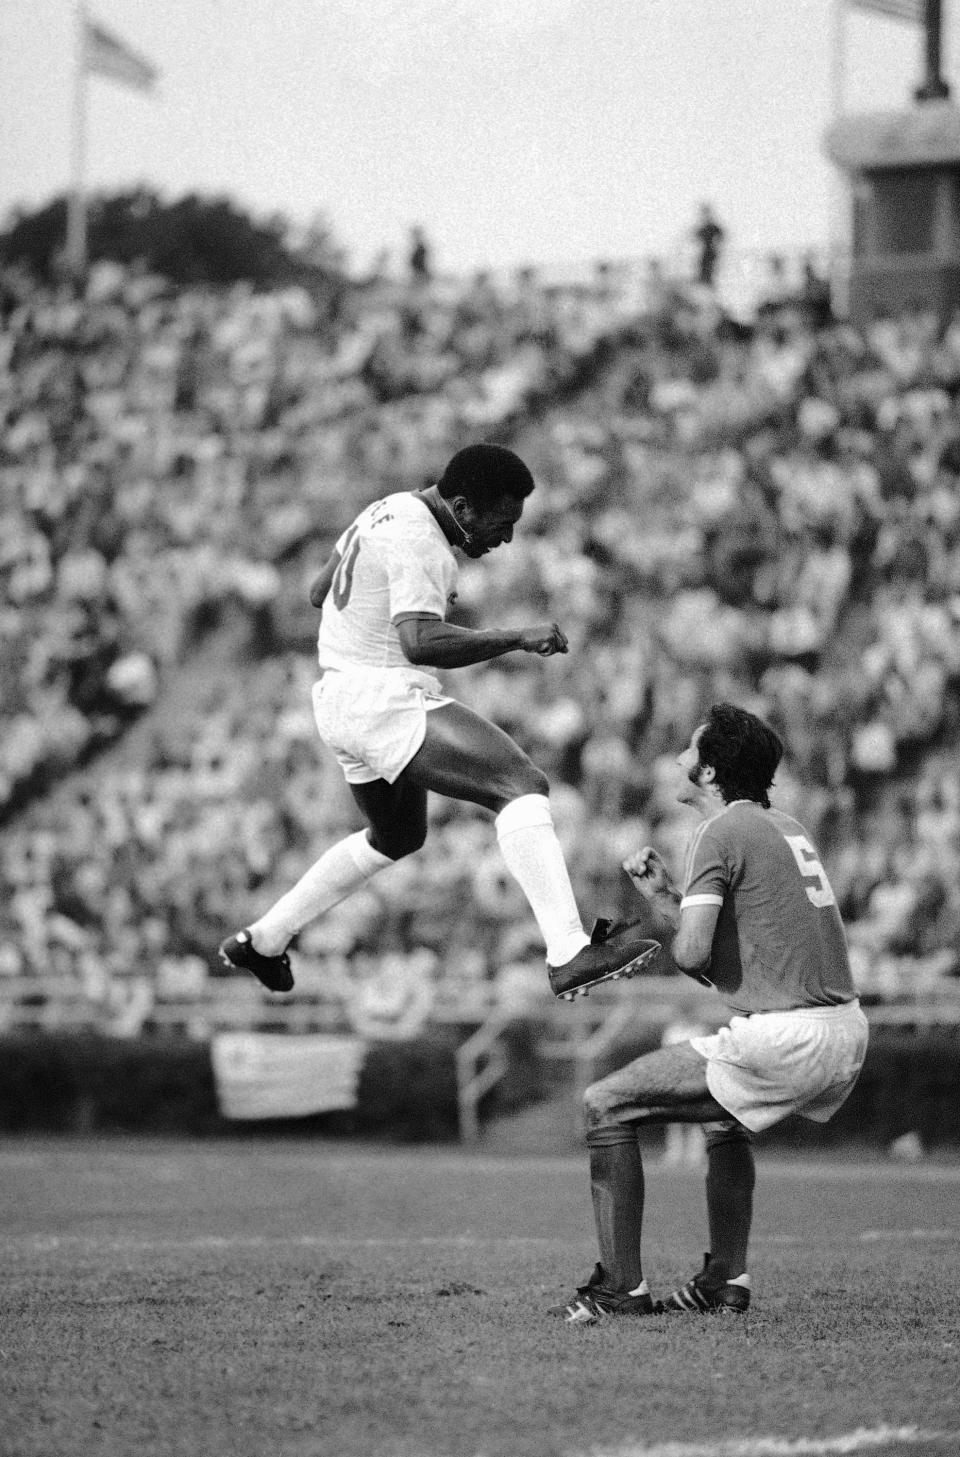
[1,0,956,275]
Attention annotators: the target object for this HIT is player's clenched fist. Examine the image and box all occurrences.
[519,623,568,656]
[622,845,672,899]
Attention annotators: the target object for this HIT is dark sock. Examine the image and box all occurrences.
[586,1125,645,1293]
[705,1136,755,1276]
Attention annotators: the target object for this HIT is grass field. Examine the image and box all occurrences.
[1,1138,960,1457]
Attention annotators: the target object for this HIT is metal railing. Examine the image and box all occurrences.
[2,971,959,1039]
[455,1014,512,1144]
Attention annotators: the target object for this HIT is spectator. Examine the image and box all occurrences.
[801,253,833,329]
[408,226,432,285]
[692,202,725,289]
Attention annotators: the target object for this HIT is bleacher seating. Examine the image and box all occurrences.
[3,253,960,1033]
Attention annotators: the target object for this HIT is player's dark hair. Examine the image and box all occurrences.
[696,702,783,808]
[437,444,534,507]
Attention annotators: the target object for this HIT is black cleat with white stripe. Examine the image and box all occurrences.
[218,928,294,993]
[662,1253,751,1314]
[548,1263,657,1324]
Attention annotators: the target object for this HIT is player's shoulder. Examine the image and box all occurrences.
[720,800,775,828]
[729,804,815,860]
[765,806,810,840]
[359,491,436,540]
[709,800,776,852]
[355,491,408,524]
[687,813,721,861]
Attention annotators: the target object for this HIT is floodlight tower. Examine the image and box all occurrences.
[824,0,960,322]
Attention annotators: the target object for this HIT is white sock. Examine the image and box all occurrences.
[628,1279,650,1297]
[727,1272,751,1287]
[249,831,393,954]
[494,794,590,967]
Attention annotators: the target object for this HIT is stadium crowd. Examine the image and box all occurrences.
[3,253,960,1027]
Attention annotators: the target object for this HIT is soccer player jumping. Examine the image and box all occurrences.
[219,443,657,1000]
[553,703,869,1323]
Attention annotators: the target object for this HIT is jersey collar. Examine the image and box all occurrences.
[415,487,465,549]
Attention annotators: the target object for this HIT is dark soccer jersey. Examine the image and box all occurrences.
[680,801,856,1015]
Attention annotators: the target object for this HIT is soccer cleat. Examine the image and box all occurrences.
[548,1264,656,1324]
[218,929,294,993]
[661,1254,751,1314]
[548,920,661,1001]
[547,1261,604,1316]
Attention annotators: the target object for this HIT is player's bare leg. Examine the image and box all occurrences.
[252,777,430,953]
[583,1043,725,1128]
[404,702,591,966]
[350,777,429,861]
[406,703,658,991]
[221,779,427,991]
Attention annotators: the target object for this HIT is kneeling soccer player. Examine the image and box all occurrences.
[552,703,869,1324]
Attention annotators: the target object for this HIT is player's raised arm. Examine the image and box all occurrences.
[395,615,567,670]
[623,845,716,981]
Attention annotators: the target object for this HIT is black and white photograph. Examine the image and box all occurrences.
[1,3,960,1455]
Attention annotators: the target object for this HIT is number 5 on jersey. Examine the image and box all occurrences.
[783,834,836,909]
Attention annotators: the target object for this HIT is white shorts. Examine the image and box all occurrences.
[690,999,869,1134]
[311,668,452,785]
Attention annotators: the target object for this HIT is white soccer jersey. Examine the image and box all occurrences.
[316,493,458,673]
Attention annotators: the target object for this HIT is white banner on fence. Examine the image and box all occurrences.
[211,1033,367,1121]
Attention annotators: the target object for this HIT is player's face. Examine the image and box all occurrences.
[676,725,710,806]
[459,495,525,558]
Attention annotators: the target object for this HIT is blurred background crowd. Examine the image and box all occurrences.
[3,237,960,1031]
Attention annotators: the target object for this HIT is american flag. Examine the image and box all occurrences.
[84,16,159,92]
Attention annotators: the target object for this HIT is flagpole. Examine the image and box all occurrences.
[66,0,88,280]
[829,0,850,317]
[830,0,847,118]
